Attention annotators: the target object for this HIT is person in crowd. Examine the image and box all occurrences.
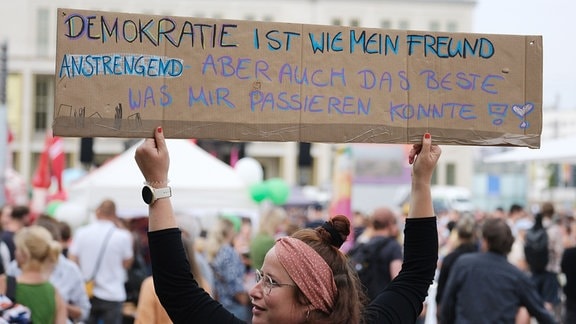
[135,235,213,324]
[1,205,31,260]
[205,216,251,321]
[439,218,556,324]
[68,199,134,324]
[304,203,326,229]
[435,215,479,314]
[520,204,564,323]
[249,207,287,270]
[0,205,12,273]
[561,216,576,324]
[135,127,440,323]
[437,210,462,260]
[351,210,368,241]
[1,225,68,323]
[536,202,563,319]
[507,203,530,237]
[509,215,534,324]
[7,215,91,323]
[122,217,151,320]
[508,215,532,272]
[348,206,403,301]
[57,220,72,257]
[491,206,506,219]
[233,216,254,274]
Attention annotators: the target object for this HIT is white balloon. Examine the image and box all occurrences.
[234,157,263,185]
[54,201,90,230]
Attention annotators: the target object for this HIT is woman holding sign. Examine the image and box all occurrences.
[135,127,440,324]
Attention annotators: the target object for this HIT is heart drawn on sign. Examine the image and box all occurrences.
[512,103,534,118]
[511,103,535,129]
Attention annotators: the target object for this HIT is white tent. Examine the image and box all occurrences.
[65,139,257,223]
[483,135,576,164]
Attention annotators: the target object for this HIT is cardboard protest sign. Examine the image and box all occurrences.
[54,8,543,147]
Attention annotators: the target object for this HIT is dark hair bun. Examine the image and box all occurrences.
[318,215,350,248]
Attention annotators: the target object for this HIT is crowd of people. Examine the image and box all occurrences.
[437,202,575,323]
[0,129,574,323]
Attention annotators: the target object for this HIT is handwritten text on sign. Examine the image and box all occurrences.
[54,9,543,147]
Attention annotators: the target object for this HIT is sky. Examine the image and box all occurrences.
[474,0,575,110]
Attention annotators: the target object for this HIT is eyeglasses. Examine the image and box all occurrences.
[255,269,296,295]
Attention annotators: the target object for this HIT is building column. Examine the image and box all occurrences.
[282,142,298,186]
[20,69,33,184]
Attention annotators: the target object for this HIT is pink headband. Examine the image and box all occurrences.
[275,237,337,314]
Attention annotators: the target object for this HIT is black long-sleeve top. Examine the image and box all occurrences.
[148,217,438,323]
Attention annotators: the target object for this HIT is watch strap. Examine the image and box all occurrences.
[154,187,172,200]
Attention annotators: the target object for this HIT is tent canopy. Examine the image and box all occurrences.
[67,139,257,219]
[483,135,576,164]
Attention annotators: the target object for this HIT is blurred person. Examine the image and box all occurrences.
[123,218,152,321]
[352,210,368,241]
[1,205,31,260]
[69,199,134,324]
[0,205,12,273]
[526,202,563,321]
[561,218,576,324]
[57,220,72,258]
[7,215,91,323]
[205,217,250,321]
[134,235,212,324]
[304,203,326,229]
[354,217,374,245]
[491,206,506,219]
[508,203,531,237]
[435,215,479,314]
[437,213,459,260]
[171,216,215,290]
[250,207,287,270]
[0,204,11,228]
[234,216,254,273]
[135,128,440,323]
[437,210,461,259]
[439,218,555,324]
[2,225,68,323]
[508,217,532,272]
[348,206,403,301]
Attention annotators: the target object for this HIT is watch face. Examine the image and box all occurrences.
[142,186,154,204]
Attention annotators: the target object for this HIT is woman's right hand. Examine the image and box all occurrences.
[135,126,170,187]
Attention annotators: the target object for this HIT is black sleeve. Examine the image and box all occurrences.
[363,217,438,324]
[148,228,246,323]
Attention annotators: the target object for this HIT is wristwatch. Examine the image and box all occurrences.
[142,185,172,205]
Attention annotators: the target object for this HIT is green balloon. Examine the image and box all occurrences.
[45,200,63,217]
[249,182,269,203]
[266,178,290,205]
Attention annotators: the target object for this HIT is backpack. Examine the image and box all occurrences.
[347,238,392,299]
[524,220,549,274]
[0,276,32,324]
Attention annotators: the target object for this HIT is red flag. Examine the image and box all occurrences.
[48,135,65,193]
[32,149,51,189]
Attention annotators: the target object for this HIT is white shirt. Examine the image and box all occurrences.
[69,219,133,302]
